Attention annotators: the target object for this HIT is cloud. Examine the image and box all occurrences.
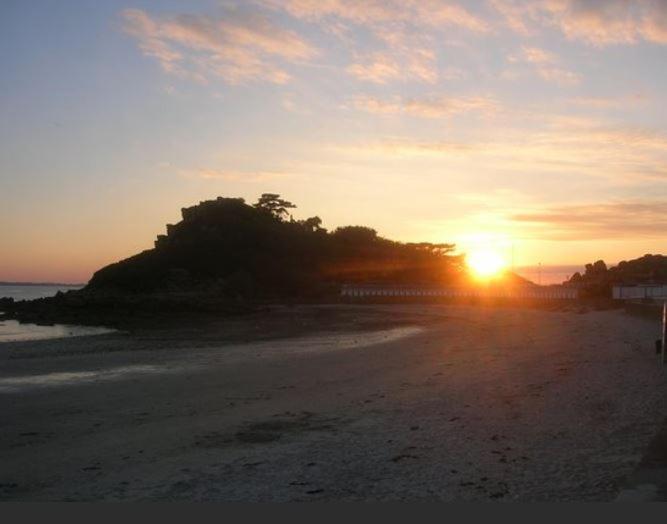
[547,0,653,46]
[536,66,581,85]
[123,1,667,89]
[262,0,489,32]
[493,0,667,46]
[354,29,440,84]
[331,115,667,185]
[489,0,538,35]
[481,122,667,181]
[262,1,488,83]
[334,139,476,158]
[510,45,581,85]
[510,201,667,239]
[520,46,556,64]
[121,8,316,84]
[345,46,440,84]
[346,53,401,83]
[568,93,649,108]
[179,168,295,182]
[352,94,499,118]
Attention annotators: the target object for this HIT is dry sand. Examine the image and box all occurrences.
[1,304,666,501]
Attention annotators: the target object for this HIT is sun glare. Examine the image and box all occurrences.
[467,249,507,280]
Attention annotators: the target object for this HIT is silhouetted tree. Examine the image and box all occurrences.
[569,271,583,283]
[332,226,378,244]
[566,255,667,297]
[301,216,325,232]
[584,260,607,277]
[253,193,296,221]
[407,242,456,257]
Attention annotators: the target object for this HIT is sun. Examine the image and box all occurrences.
[466,248,507,280]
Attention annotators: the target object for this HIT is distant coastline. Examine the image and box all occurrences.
[0,282,86,304]
[515,264,584,285]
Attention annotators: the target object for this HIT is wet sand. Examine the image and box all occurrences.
[1,304,666,501]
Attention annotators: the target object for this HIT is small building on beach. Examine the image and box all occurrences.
[341,284,578,300]
[612,284,667,300]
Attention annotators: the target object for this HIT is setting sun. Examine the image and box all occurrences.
[466,249,508,280]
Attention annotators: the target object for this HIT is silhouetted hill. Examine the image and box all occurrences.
[566,254,667,297]
[88,195,465,297]
[1,194,545,327]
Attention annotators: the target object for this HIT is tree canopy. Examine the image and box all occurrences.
[253,193,297,221]
[566,254,667,297]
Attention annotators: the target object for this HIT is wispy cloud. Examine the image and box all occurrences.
[262,0,489,32]
[352,94,499,118]
[346,47,441,84]
[567,93,649,108]
[493,0,667,46]
[346,52,402,84]
[121,8,316,84]
[262,0,488,84]
[179,168,295,182]
[510,201,667,239]
[510,45,581,86]
[489,0,538,35]
[124,1,667,90]
[549,0,667,46]
[330,114,667,185]
[332,139,476,159]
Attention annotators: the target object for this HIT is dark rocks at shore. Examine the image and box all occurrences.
[0,289,261,329]
[0,297,15,310]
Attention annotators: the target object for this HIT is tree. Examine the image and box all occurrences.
[406,242,456,257]
[584,260,607,276]
[569,271,583,283]
[301,216,325,232]
[332,226,378,244]
[253,193,296,221]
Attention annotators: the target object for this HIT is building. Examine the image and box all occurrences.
[612,284,667,300]
[341,284,578,300]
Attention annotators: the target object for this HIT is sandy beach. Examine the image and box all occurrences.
[1,304,666,501]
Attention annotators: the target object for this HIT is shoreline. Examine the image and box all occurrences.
[0,285,620,332]
[1,304,666,501]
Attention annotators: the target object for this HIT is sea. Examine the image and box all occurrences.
[0,283,115,343]
[515,264,584,285]
[0,283,83,301]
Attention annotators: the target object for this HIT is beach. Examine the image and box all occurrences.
[1,304,666,501]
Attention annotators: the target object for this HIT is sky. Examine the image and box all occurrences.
[2,0,667,283]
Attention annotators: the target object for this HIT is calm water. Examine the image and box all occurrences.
[0,284,83,301]
[515,264,583,285]
[0,320,114,343]
[0,284,114,343]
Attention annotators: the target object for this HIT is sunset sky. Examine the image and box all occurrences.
[2,0,667,283]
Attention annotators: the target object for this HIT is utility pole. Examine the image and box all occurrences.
[538,262,542,286]
[662,302,666,366]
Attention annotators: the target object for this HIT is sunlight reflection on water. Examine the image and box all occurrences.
[0,326,424,394]
[0,365,168,393]
[254,326,424,357]
[0,320,114,343]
